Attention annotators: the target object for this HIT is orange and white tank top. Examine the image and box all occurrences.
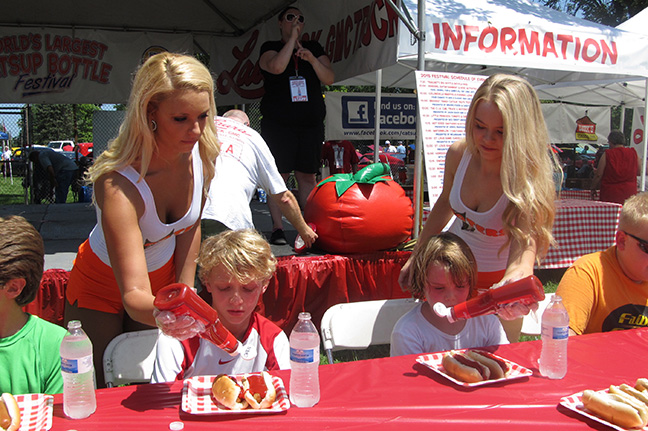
[447,150,509,272]
[88,145,203,271]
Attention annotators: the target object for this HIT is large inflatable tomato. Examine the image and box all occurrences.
[304,163,413,254]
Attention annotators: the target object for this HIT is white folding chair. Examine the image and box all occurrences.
[103,329,160,387]
[521,292,556,336]
[320,298,420,363]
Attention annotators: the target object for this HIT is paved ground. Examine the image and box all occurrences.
[0,199,302,271]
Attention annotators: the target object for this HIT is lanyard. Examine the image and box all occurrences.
[293,53,299,77]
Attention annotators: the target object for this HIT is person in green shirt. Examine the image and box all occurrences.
[0,215,66,394]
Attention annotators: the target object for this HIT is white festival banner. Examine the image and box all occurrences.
[414,71,486,207]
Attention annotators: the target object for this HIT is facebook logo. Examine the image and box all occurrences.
[342,96,375,128]
[347,101,369,124]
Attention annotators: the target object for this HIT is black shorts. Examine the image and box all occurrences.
[261,118,323,174]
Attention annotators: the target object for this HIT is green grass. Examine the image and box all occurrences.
[321,281,559,364]
[0,175,78,205]
[0,175,27,205]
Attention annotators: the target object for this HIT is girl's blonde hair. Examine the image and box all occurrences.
[87,52,219,190]
[465,74,558,260]
[408,232,477,300]
[197,229,277,286]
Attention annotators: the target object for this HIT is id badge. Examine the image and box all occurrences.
[290,76,308,102]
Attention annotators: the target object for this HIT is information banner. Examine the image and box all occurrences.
[414,71,486,206]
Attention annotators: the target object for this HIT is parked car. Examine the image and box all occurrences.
[47,140,75,152]
[76,142,93,157]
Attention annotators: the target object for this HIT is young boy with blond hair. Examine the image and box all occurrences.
[151,229,290,382]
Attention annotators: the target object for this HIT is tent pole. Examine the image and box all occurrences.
[374,69,382,162]
[642,78,647,191]
[412,0,426,238]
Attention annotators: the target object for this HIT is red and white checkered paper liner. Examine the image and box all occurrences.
[181,374,290,414]
[14,393,53,431]
[416,350,533,387]
[560,389,648,431]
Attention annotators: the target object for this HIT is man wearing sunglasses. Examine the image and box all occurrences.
[556,192,648,335]
[259,6,334,245]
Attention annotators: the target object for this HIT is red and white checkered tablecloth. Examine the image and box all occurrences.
[558,189,597,201]
[538,199,622,270]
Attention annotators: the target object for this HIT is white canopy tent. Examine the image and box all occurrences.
[334,0,648,224]
[3,0,647,221]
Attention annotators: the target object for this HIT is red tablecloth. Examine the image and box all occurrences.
[538,199,622,269]
[260,252,412,332]
[50,328,648,430]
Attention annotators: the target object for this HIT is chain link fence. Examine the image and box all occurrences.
[2,102,411,205]
[0,105,115,205]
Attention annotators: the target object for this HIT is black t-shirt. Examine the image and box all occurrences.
[259,39,327,126]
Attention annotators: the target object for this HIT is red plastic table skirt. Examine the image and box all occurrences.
[27,252,413,333]
[50,328,648,431]
[259,251,412,332]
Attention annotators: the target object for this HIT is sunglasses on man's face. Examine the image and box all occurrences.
[624,231,648,254]
[285,13,305,23]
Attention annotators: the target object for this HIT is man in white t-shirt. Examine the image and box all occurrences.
[202,110,317,247]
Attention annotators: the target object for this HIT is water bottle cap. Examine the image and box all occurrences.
[169,421,185,430]
[67,320,82,330]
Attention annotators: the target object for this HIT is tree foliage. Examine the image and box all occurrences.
[539,0,648,26]
[29,104,101,145]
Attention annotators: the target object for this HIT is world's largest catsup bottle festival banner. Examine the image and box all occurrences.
[0,29,192,104]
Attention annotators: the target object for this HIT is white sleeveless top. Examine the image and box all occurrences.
[447,150,509,272]
[88,145,203,272]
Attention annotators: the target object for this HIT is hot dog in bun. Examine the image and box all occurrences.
[582,389,648,429]
[211,372,276,410]
[212,374,249,410]
[244,372,276,409]
[464,350,510,380]
[442,350,509,383]
[614,383,648,406]
[636,378,648,392]
[0,393,20,431]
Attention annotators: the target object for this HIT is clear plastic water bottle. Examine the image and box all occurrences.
[60,320,97,419]
[289,312,320,407]
[539,295,569,379]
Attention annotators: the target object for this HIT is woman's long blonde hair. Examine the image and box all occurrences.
[87,52,219,190]
[465,74,559,261]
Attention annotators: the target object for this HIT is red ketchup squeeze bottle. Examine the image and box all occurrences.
[154,283,244,356]
[435,275,545,323]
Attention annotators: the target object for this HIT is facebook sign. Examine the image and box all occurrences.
[341,94,417,130]
[342,96,373,127]
[326,93,417,140]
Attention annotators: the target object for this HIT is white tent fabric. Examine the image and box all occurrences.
[4,0,647,105]
[337,0,648,89]
[533,7,648,107]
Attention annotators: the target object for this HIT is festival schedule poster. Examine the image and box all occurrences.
[414,71,486,207]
